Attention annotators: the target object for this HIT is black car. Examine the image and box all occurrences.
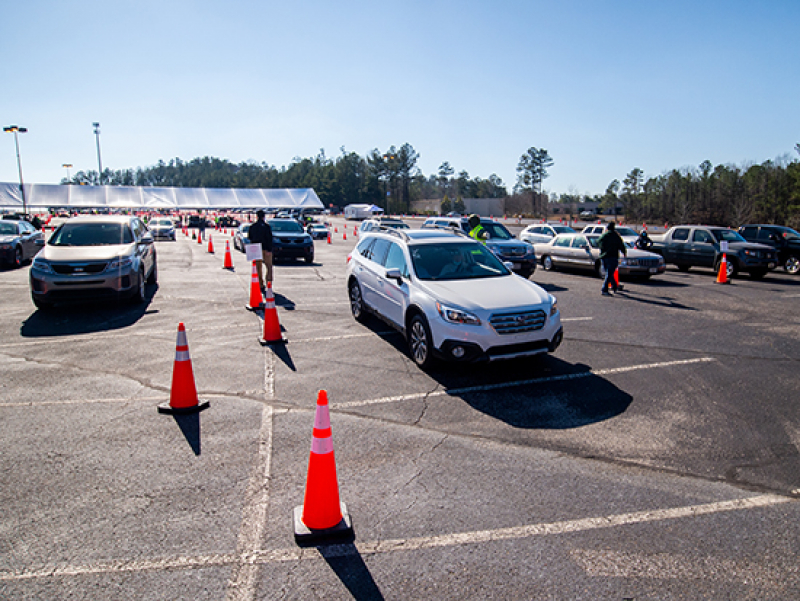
[269,219,314,263]
[0,219,44,268]
[738,224,800,275]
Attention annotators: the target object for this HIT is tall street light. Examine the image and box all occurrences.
[63,163,73,182]
[93,122,103,184]
[3,125,28,215]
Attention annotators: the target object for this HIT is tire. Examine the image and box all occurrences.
[784,254,800,275]
[32,295,52,311]
[676,264,691,272]
[542,255,555,271]
[407,314,435,369]
[348,280,368,323]
[132,269,146,304]
[518,268,533,279]
[13,246,23,269]
[305,254,314,264]
[716,257,737,279]
[146,261,158,285]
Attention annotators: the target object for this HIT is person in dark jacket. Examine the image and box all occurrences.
[597,222,627,296]
[248,210,273,290]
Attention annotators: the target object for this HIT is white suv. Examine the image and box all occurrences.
[346,228,562,369]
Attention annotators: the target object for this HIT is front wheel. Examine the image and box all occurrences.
[132,269,146,304]
[13,246,23,269]
[408,314,435,369]
[348,280,368,323]
[716,257,737,279]
[784,254,799,275]
[542,255,555,271]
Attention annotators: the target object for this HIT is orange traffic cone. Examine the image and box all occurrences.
[327,231,331,244]
[294,390,352,543]
[343,230,347,241]
[716,253,729,284]
[197,231,203,244]
[222,240,234,270]
[207,235,214,253]
[246,262,263,311]
[158,323,210,414]
[259,283,285,344]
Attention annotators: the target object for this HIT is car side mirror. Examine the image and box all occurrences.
[36,238,45,246]
[385,267,403,283]
[141,232,154,244]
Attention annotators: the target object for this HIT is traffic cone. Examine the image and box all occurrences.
[222,240,234,270]
[294,390,352,543]
[259,283,285,344]
[343,230,347,241]
[207,235,214,253]
[327,231,331,244]
[716,253,729,284]
[613,268,623,291]
[246,262,263,311]
[197,231,203,244]
[158,323,210,414]
[191,230,196,240]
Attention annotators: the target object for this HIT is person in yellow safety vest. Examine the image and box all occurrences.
[467,214,488,243]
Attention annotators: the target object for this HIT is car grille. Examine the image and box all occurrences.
[278,237,307,245]
[500,246,528,257]
[52,262,109,275]
[489,309,547,335]
[626,257,661,267]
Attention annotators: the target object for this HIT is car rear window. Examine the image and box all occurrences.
[50,223,134,246]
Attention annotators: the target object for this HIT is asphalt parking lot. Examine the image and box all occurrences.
[1,218,799,600]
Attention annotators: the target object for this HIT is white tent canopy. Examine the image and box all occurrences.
[0,183,324,211]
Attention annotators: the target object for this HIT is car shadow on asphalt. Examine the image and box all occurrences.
[19,285,159,337]
[425,355,633,429]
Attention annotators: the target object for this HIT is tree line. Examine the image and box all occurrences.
[551,144,800,229]
[63,143,507,214]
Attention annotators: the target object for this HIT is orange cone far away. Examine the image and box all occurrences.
[207,235,214,253]
[716,253,729,284]
[246,262,263,311]
[222,240,234,270]
[259,283,285,344]
[158,323,210,414]
[294,390,352,543]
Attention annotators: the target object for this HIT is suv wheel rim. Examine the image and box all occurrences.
[349,283,362,318]
[786,256,800,275]
[14,247,22,267]
[543,256,552,270]
[410,320,428,364]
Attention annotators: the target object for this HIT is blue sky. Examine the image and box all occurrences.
[2,0,798,197]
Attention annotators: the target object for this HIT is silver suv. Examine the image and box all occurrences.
[346,227,562,369]
[30,215,157,309]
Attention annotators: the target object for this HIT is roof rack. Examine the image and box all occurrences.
[375,225,410,241]
[420,223,471,239]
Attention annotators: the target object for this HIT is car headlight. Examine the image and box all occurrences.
[549,295,558,317]
[436,302,481,325]
[107,257,133,271]
[31,257,53,273]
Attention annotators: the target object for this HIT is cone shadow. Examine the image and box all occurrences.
[318,543,384,601]
[268,343,296,372]
[172,412,202,455]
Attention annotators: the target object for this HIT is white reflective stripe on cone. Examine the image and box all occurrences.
[312,436,334,455]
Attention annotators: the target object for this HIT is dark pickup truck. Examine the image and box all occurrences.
[649,225,777,279]
[738,224,800,275]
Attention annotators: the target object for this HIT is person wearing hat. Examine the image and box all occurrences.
[467,214,487,243]
[248,209,274,290]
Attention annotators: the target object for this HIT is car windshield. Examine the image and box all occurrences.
[482,223,513,240]
[381,221,410,229]
[615,227,638,237]
[711,229,746,243]
[0,222,18,235]
[50,222,134,246]
[410,242,510,281]
[553,226,575,234]
[270,220,303,232]
[778,227,800,240]
[152,219,172,226]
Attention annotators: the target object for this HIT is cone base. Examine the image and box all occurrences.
[293,502,353,545]
[245,304,265,312]
[157,400,210,415]
[259,335,287,346]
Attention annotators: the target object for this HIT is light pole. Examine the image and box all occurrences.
[93,122,103,184]
[3,125,28,216]
[62,163,73,183]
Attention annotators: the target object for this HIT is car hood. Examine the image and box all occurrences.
[419,275,550,312]
[0,235,20,243]
[725,241,773,251]
[626,248,661,259]
[41,244,136,262]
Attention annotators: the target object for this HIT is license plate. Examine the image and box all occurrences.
[649,267,658,273]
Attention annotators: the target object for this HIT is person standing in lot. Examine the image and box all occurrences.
[467,214,487,243]
[598,221,627,296]
[248,209,273,291]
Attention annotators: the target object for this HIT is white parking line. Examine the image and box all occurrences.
[1,493,790,582]
[332,358,717,409]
